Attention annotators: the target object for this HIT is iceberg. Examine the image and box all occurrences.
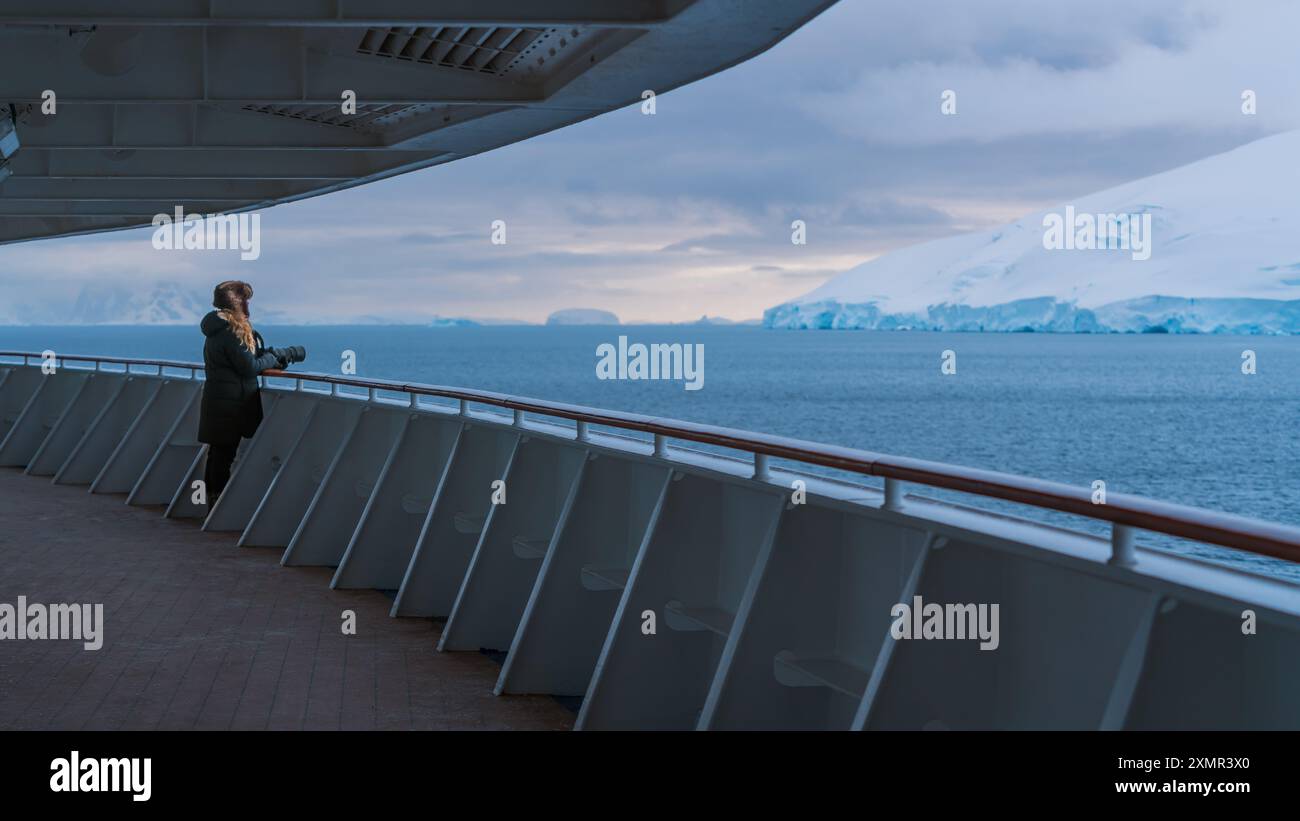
[546,308,621,326]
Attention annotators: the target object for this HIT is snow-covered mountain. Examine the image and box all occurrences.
[69,282,210,325]
[765,131,1300,334]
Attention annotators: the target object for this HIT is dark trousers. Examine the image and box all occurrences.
[204,442,239,508]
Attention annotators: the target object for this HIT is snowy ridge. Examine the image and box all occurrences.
[765,131,1300,334]
[70,282,209,325]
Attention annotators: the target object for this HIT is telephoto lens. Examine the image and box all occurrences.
[270,345,307,368]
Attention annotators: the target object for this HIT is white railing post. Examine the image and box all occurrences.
[753,452,771,481]
[458,398,468,416]
[368,387,377,402]
[653,434,667,458]
[1109,524,1138,567]
[883,478,904,511]
[409,392,418,409]
[513,409,524,427]
[576,420,589,442]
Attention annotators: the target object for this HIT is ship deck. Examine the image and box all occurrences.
[0,467,573,731]
[1,357,1297,729]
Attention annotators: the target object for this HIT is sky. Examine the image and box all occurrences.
[3,0,1299,324]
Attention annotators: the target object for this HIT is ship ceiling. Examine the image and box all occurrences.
[0,0,836,244]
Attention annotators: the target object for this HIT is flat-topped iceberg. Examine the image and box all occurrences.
[546,308,621,326]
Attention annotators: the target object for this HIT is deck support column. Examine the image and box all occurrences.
[1109,524,1138,567]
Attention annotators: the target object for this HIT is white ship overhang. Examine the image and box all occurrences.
[0,0,836,245]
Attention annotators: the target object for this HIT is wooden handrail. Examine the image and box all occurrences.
[4,350,1299,564]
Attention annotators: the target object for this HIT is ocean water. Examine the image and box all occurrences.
[2,324,1297,581]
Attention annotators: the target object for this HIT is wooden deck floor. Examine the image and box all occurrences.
[0,468,573,731]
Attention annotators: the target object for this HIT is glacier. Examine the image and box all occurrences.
[765,295,1300,334]
[765,131,1300,334]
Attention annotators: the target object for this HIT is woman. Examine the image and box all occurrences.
[197,280,295,511]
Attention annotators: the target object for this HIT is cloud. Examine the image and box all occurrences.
[394,231,479,245]
[800,0,1300,143]
[836,199,954,227]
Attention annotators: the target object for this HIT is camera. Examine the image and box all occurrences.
[270,345,307,368]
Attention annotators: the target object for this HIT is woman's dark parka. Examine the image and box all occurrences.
[197,310,280,445]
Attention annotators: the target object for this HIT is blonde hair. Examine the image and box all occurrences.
[213,280,256,352]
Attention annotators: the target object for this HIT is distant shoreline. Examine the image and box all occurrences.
[0,322,1291,336]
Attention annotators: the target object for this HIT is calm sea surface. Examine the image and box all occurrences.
[2,325,1297,581]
